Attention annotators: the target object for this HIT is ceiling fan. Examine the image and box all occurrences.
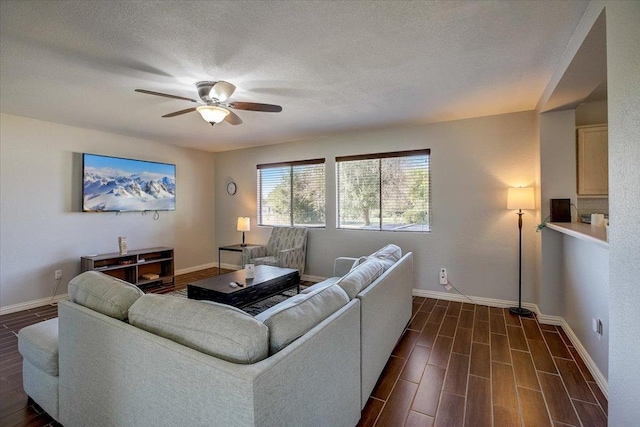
[135,80,282,126]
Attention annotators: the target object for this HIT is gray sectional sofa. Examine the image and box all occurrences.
[19,244,413,427]
[303,244,414,408]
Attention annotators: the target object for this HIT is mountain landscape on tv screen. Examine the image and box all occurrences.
[83,168,175,212]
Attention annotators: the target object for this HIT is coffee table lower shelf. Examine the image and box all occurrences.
[187,265,300,308]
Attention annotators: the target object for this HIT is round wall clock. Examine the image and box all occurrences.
[226,181,237,195]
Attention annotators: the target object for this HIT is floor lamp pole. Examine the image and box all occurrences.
[509,210,531,316]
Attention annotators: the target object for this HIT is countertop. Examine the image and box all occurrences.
[546,222,609,249]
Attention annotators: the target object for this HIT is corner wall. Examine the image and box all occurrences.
[214,111,539,303]
[0,114,216,309]
[539,110,577,316]
[605,1,640,424]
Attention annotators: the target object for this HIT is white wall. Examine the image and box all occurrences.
[539,110,577,316]
[575,100,608,126]
[0,114,216,309]
[539,110,577,224]
[605,1,640,424]
[214,111,539,302]
[554,231,609,379]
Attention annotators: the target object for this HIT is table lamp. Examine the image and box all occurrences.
[237,217,250,247]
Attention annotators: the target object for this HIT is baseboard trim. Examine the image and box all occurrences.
[558,318,609,397]
[0,293,69,315]
[411,289,539,313]
[412,288,608,398]
[175,262,219,275]
[1,264,323,316]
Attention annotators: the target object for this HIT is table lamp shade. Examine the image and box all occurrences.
[237,217,251,232]
[507,187,535,210]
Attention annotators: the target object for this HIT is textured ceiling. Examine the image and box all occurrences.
[0,1,589,152]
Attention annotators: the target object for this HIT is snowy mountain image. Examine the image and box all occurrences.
[83,154,176,212]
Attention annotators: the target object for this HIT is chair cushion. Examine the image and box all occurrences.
[251,256,278,266]
[18,318,59,376]
[370,244,403,270]
[129,294,269,364]
[68,271,144,321]
[336,257,386,299]
[255,284,349,354]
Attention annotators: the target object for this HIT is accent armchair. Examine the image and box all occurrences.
[242,227,308,274]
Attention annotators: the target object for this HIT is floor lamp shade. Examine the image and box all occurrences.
[237,217,250,246]
[507,187,534,317]
[507,187,535,210]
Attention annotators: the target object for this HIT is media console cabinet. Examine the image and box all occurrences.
[81,247,174,287]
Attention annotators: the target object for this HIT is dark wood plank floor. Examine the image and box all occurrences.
[358,297,608,427]
[1,270,607,427]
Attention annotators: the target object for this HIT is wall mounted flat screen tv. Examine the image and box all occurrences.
[82,153,176,212]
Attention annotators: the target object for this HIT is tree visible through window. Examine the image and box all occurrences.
[257,159,325,227]
[336,150,430,232]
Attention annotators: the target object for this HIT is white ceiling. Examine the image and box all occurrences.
[0,0,589,152]
[540,9,606,112]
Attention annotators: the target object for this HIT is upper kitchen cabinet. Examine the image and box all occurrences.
[577,124,608,196]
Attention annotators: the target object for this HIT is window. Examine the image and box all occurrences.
[257,159,326,227]
[336,149,430,232]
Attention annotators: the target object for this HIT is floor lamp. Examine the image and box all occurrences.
[507,187,535,316]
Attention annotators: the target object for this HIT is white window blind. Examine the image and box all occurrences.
[257,159,326,227]
[336,149,430,232]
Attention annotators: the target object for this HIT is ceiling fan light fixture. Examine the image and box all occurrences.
[196,105,230,124]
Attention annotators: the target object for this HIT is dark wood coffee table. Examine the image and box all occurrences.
[187,265,300,308]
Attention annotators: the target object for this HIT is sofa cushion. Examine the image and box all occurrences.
[255,284,349,354]
[370,244,402,270]
[68,271,144,321]
[336,258,386,299]
[18,318,59,376]
[300,277,341,295]
[129,294,268,364]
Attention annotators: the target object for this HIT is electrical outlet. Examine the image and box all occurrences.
[592,318,603,335]
[439,268,448,285]
[55,270,62,280]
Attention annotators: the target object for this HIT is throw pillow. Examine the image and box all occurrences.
[68,271,144,321]
[129,294,269,364]
[350,256,369,270]
[255,284,349,354]
[370,244,403,269]
[336,257,385,299]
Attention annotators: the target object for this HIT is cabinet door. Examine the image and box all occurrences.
[577,126,608,195]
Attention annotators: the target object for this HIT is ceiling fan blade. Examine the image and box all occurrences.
[224,110,243,125]
[135,89,198,103]
[210,81,236,102]
[227,102,282,113]
[162,107,197,118]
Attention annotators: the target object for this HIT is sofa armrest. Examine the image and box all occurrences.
[357,252,413,408]
[334,257,358,277]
